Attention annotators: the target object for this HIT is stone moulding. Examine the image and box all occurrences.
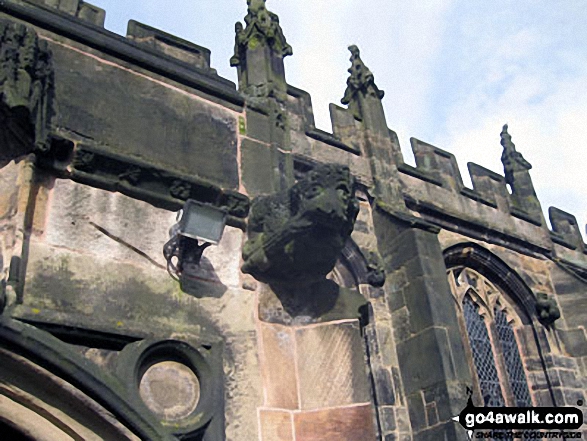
[38,142,250,228]
[0,316,176,441]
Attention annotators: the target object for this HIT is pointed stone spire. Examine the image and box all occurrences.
[341,45,384,121]
[499,124,542,220]
[230,0,292,101]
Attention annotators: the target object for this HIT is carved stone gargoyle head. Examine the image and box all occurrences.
[242,164,359,286]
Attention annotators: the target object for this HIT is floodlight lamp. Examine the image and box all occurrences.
[163,200,227,281]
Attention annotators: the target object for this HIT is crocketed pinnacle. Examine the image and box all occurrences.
[341,45,384,120]
[500,124,532,186]
[230,0,292,67]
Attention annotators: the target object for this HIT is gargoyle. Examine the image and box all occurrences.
[243,165,359,283]
[243,164,367,323]
[242,164,359,286]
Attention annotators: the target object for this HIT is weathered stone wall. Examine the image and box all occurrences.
[0,1,585,440]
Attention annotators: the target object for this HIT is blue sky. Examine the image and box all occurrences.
[89,0,586,237]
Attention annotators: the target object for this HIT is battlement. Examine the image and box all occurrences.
[283,79,586,267]
[21,0,105,26]
[2,0,584,268]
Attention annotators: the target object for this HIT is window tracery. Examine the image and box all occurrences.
[447,266,533,408]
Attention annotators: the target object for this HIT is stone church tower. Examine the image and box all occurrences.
[0,1,585,440]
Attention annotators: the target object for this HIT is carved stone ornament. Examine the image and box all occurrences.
[0,19,54,154]
[242,164,360,285]
[341,45,384,120]
[535,292,561,326]
[366,250,386,287]
[500,124,531,187]
[230,0,292,68]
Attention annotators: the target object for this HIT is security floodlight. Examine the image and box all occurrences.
[163,200,227,281]
[178,200,227,244]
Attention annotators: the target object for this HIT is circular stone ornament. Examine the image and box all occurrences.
[115,339,223,440]
[139,361,201,422]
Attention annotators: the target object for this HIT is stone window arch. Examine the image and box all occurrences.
[441,242,563,411]
[447,266,533,407]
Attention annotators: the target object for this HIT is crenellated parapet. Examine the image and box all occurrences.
[283,59,585,269]
[0,4,585,441]
[25,0,105,26]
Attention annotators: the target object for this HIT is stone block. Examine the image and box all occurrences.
[259,410,293,441]
[379,405,396,432]
[127,20,210,68]
[397,327,457,395]
[77,2,105,26]
[425,402,438,426]
[0,161,20,220]
[29,0,78,14]
[563,389,585,407]
[244,109,271,144]
[295,320,371,410]
[294,404,376,441]
[51,43,239,189]
[406,393,426,432]
[375,323,396,367]
[373,367,396,406]
[395,407,411,432]
[43,180,242,289]
[259,324,298,409]
[413,422,468,441]
[558,329,587,357]
[241,139,275,196]
[558,369,583,390]
[392,307,411,343]
[387,285,406,312]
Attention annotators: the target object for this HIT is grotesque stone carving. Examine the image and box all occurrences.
[242,164,359,285]
[366,250,386,287]
[536,292,561,326]
[0,19,54,161]
[243,164,367,323]
[341,45,384,121]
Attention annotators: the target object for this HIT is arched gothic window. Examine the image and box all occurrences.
[447,266,533,408]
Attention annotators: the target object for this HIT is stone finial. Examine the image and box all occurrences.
[0,20,54,155]
[341,45,384,120]
[500,124,531,186]
[230,0,292,68]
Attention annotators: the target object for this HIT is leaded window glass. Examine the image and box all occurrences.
[447,267,533,408]
[494,308,532,407]
[463,296,505,407]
